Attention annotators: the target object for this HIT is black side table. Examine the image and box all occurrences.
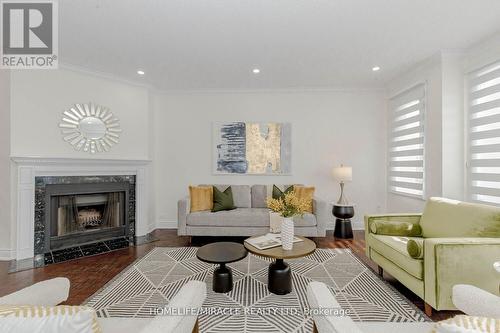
[333,204,354,239]
[196,242,247,293]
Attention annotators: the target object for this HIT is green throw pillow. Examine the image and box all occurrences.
[406,239,424,259]
[212,186,237,212]
[370,220,422,237]
[272,185,294,199]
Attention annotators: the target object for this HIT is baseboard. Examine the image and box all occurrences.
[156,219,178,229]
[0,248,13,261]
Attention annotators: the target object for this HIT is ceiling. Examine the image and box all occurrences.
[59,0,500,91]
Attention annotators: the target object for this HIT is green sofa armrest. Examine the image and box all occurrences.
[364,214,422,257]
[423,237,500,310]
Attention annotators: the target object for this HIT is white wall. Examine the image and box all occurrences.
[5,68,153,259]
[0,70,11,259]
[385,32,500,212]
[152,90,387,229]
[386,55,443,212]
[10,68,151,160]
[441,53,465,200]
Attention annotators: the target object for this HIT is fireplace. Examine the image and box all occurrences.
[45,182,130,251]
[31,175,137,260]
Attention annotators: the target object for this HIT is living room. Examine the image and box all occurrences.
[0,1,499,332]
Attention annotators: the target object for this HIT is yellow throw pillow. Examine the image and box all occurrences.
[294,185,315,213]
[189,186,213,212]
[0,305,101,333]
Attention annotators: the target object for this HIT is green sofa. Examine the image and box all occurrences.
[364,197,500,315]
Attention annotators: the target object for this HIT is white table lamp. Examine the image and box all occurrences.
[332,165,352,205]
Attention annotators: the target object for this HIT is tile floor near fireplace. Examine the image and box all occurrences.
[44,237,131,265]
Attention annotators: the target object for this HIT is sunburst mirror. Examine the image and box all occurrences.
[58,103,121,154]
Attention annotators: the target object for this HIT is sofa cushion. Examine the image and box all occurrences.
[208,185,251,208]
[251,185,299,208]
[98,318,149,333]
[406,239,424,259]
[212,186,236,212]
[294,186,315,213]
[251,185,268,208]
[420,197,500,238]
[0,305,100,333]
[293,213,317,227]
[189,186,213,212]
[272,184,294,199]
[187,209,317,228]
[370,220,421,237]
[368,234,423,279]
[187,208,270,227]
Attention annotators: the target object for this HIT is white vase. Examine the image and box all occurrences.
[281,217,294,250]
[269,212,282,233]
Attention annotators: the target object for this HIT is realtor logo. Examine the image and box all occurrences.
[1,0,58,68]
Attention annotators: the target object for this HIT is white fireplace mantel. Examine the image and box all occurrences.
[11,156,152,260]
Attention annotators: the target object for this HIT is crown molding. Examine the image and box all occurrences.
[58,62,385,94]
[152,86,385,95]
[59,62,153,90]
[11,156,151,165]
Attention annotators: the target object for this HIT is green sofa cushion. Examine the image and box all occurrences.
[370,220,422,237]
[368,234,423,279]
[272,185,294,199]
[420,197,500,238]
[212,186,236,212]
[406,239,424,259]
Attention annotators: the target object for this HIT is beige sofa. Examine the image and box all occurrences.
[0,278,207,333]
[307,281,433,333]
[178,184,329,237]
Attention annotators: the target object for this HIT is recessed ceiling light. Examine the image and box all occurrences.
[252,68,260,74]
[372,66,381,72]
[137,70,145,75]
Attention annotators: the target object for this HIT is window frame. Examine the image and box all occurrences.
[466,60,500,206]
[387,82,427,199]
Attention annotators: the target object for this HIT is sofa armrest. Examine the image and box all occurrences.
[139,281,206,333]
[364,214,422,257]
[313,197,330,237]
[452,284,500,317]
[423,237,500,310]
[0,277,70,306]
[306,282,363,333]
[177,196,190,236]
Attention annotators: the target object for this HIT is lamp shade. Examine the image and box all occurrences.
[332,166,352,182]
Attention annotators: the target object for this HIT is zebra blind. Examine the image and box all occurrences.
[388,83,426,197]
[468,61,500,206]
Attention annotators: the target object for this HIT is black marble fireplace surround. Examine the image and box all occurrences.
[34,175,136,266]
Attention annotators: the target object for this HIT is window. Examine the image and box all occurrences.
[388,83,426,197]
[467,61,500,206]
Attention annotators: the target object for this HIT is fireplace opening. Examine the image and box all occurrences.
[55,192,124,236]
[45,182,130,251]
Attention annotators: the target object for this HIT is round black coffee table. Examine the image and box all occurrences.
[244,236,316,295]
[196,242,247,293]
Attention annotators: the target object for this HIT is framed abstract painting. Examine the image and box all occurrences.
[213,122,291,175]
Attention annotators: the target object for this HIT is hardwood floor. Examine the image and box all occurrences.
[0,230,458,321]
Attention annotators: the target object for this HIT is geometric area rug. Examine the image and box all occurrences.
[84,247,429,332]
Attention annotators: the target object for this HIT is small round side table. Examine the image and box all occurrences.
[333,204,354,239]
[196,242,247,293]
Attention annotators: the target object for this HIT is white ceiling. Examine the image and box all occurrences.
[59,0,500,90]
